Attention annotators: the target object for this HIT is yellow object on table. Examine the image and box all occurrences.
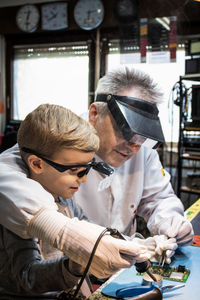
[185,198,200,221]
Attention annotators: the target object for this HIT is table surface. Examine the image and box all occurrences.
[89,200,200,299]
[89,245,200,300]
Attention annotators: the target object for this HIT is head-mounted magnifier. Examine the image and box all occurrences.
[95,94,165,149]
[21,147,114,177]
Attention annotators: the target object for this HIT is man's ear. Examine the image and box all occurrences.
[27,155,44,174]
[89,103,99,126]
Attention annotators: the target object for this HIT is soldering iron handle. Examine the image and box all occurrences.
[135,260,152,273]
[108,228,157,282]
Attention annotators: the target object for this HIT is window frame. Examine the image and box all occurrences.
[5,31,97,126]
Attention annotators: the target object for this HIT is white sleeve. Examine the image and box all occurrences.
[0,144,57,238]
[0,145,156,279]
[137,149,185,235]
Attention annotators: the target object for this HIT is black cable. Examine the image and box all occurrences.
[68,227,154,299]
[72,228,111,299]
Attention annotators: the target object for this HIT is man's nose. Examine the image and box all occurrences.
[125,141,141,151]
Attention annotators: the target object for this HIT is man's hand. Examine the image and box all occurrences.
[123,234,157,261]
[158,215,194,246]
[127,234,178,265]
[151,235,178,264]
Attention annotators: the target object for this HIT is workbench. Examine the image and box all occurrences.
[89,245,200,300]
[89,198,200,300]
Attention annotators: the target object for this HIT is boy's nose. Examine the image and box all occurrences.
[77,174,87,183]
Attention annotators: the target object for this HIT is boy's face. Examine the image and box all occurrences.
[28,149,95,199]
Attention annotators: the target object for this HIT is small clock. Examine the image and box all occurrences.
[74,0,104,31]
[41,2,68,31]
[16,4,40,33]
[115,0,138,24]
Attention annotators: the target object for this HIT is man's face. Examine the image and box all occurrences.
[29,149,95,199]
[89,88,146,168]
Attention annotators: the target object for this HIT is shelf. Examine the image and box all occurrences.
[180,73,200,81]
[177,74,200,198]
[181,186,200,195]
[183,127,200,131]
[181,153,200,160]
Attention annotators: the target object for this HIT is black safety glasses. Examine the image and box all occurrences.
[22,147,114,178]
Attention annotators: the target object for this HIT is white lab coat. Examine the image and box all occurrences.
[0,143,184,238]
[74,146,185,236]
[0,144,57,238]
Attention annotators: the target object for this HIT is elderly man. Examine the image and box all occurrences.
[0,67,193,272]
[74,66,193,248]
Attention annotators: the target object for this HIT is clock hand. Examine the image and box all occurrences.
[88,9,99,15]
[26,10,31,20]
[47,11,57,21]
[87,9,99,21]
[25,10,31,29]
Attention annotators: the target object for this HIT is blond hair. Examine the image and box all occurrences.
[17,104,99,158]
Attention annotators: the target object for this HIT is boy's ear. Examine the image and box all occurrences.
[89,103,99,126]
[27,155,44,174]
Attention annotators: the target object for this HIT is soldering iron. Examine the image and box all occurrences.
[109,228,157,282]
[66,227,158,300]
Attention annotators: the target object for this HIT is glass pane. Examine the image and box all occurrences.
[13,45,89,120]
[107,49,185,143]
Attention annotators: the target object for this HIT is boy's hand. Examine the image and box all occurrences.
[29,210,154,278]
[59,220,154,278]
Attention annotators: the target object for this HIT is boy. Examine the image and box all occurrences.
[0,104,154,298]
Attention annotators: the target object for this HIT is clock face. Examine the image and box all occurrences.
[41,2,68,31]
[16,4,40,33]
[115,0,138,24]
[74,0,104,30]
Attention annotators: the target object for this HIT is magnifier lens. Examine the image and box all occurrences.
[129,135,147,145]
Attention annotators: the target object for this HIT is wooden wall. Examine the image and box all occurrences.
[0,0,199,37]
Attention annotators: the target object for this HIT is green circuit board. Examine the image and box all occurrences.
[137,264,190,283]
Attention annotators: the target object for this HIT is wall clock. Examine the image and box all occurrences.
[41,2,68,31]
[74,0,104,31]
[16,4,40,33]
[115,0,138,24]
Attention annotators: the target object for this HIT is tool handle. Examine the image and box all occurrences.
[135,260,151,273]
[116,284,163,298]
[127,288,162,300]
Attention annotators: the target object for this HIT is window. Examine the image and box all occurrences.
[12,42,89,120]
[106,40,186,143]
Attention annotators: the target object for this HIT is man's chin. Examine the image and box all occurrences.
[107,153,131,168]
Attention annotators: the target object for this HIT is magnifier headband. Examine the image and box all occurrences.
[95,94,165,149]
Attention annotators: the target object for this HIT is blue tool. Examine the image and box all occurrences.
[116,283,185,299]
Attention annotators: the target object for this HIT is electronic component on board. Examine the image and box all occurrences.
[137,264,190,283]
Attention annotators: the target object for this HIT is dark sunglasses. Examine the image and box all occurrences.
[22,147,114,178]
